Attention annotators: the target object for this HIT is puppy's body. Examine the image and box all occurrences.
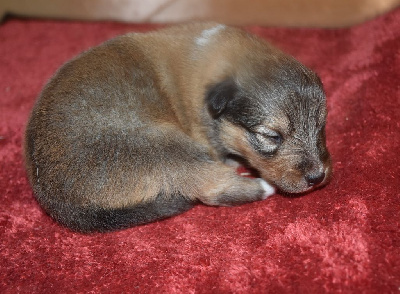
[25,23,331,232]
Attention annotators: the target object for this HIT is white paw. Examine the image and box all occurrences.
[257,179,275,199]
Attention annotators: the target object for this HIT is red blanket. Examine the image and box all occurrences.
[1,9,399,293]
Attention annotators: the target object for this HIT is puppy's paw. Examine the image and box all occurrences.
[198,173,275,206]
[257,178,275,200]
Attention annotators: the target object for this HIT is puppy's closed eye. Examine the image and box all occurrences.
[248,127,283,157]
[254,126,283,145]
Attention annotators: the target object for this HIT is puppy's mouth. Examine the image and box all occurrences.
[236,164,262,178]
[232,155,330,196]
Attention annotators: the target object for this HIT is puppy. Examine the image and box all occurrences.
[24,23,331,232]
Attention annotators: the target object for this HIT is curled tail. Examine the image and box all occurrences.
[43,193,196,233]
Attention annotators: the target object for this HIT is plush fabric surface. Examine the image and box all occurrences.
[1,9,399,293]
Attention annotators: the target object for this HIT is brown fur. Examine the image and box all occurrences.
[24,23,331,232]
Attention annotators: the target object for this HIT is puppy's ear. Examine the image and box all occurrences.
[205,79,238,119]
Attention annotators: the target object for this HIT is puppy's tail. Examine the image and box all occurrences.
[42,193,196,233]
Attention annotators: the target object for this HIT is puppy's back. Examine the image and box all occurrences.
[24,31,198,232]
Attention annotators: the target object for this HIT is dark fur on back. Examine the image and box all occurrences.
[43,193,196,233]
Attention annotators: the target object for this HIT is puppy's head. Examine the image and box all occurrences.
[205,55,332,194]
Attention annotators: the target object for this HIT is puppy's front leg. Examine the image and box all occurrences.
[195,164,275,206]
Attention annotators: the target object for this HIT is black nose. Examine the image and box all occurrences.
[306,172,325,187]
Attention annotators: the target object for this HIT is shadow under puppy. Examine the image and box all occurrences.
[24,23,332,232]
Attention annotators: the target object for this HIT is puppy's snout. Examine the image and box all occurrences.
[306,172,325,187]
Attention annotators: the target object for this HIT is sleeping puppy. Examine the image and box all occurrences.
[24,23,331,232]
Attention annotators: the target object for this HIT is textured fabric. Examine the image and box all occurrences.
[1,9,399,293]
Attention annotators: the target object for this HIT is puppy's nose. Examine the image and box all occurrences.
[306,172,325,187]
